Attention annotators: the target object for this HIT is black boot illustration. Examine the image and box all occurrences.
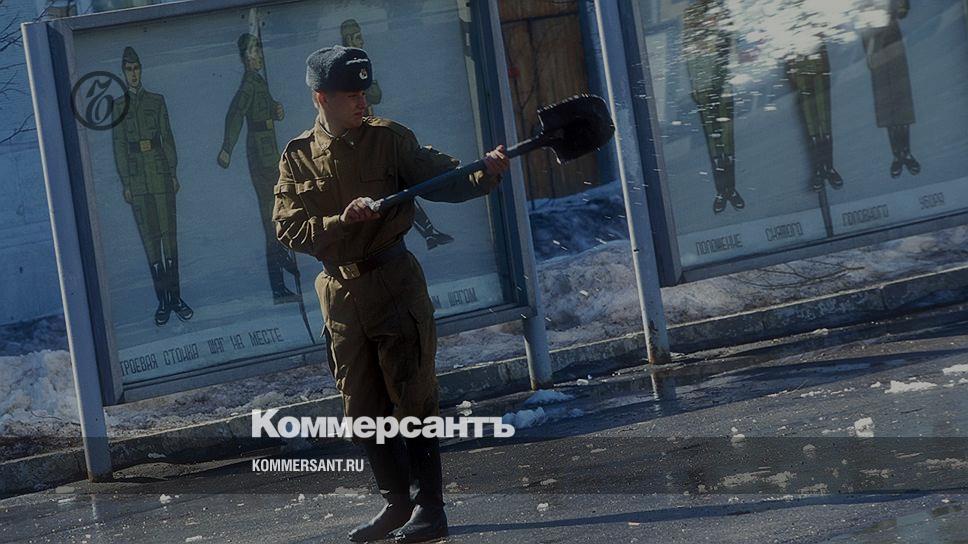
[413,202,453,250]
[822,133,843,189]
[268,244,298,304]
[888,125,920,177]
[807,136,826,192]
[165,256,193,321]
[722,153,744,210]
[150,261,171,326]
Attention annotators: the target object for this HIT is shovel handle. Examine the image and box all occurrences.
[371,137,543,212]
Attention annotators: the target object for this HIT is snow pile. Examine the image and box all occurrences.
[0,350,78,437]
[942,364,968,375]
[885,380,937,394]
[523,390,575,406]
[502,407,547,430]
[852,417,875,438]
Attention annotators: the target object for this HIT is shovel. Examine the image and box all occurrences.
[369,94,615,212]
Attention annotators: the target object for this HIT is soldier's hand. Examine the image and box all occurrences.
[274,102,285,121]
[483,144,509,177]
[217,150,230,169]
[123,188,132,204]
[340,197,380,225]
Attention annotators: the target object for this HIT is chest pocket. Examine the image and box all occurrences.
[293,176,341,217]
[360,164,398,199]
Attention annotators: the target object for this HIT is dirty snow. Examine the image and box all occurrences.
[942,364,968,375]
[523,390,575,406]
[885,380,938,394]
[852,417,875,438]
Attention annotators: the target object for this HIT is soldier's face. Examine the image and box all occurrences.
[344,31,364,48]
[316,90,367,129]
[122,62,141,88]
[245,43,264,71]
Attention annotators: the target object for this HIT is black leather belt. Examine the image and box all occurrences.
[322,241,407,280]
[251,119,275,131]
[128,136,161,153]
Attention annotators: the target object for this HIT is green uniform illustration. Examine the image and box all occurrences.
[341,18,454,250]
[786,43,843,191]
[218,33,301,303]
[860,0,920,178]
[683,0,745,214]
[112,46,193,326]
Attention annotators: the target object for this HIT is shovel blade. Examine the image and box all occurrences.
[537,94,615,164]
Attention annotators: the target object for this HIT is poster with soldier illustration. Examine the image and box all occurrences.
[66,0,513,387]
[631,0,968,273]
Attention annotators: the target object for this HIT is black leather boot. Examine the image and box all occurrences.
[149,261,170,326]
[391,436,447,543]
[165,257,193,321]
[349,437,414,542]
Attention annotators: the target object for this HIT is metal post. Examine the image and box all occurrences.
[487,0,553,389]
[22,21,113,481]
[593,0,671,365]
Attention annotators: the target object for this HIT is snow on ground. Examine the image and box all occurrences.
[523,389,575,406]
[885,380,938,394]
[3,180,968,452]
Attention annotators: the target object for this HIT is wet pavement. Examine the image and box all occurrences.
[2,304,968,543]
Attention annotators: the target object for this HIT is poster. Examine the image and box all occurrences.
[65,0,512,387]
[629,0,968,272]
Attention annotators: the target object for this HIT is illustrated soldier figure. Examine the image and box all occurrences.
[683,0,745,214]
[218,33,300,303]
[787,42,843,191]
[341,18,454,250]
[273,46,509,542]
[860,0,920,177]
[112,46,193,326]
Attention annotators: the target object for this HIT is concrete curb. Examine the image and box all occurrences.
[4,264,968,497]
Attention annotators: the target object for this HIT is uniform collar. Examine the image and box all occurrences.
[312,115,365,156]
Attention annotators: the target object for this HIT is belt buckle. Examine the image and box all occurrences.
[139,140,152,152]
[339,263,360,280]
[265,119,274,130]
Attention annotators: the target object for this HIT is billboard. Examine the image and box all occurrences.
[24,0,534,403]
[624,0,968,285]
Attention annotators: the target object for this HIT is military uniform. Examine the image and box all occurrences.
[274,116,498,418]
[787,43,844,190]
[278,44,500,543]
[112,46,192,326]
[683,0,744,214]
[220,34,299,302]
[859,0,920,177]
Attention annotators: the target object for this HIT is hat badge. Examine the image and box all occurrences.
[359,67,368,80]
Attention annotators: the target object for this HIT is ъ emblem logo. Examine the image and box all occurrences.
[359,68,368,80]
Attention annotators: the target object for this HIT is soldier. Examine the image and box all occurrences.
[341,18,453,250]
[860,0,920,178]
[273,45,508,543]
[112,46,193,326]
[787,43,844,191]
[683,0,745,214]
[218,33,301,303]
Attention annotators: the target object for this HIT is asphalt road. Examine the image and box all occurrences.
[3,305,968,543]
